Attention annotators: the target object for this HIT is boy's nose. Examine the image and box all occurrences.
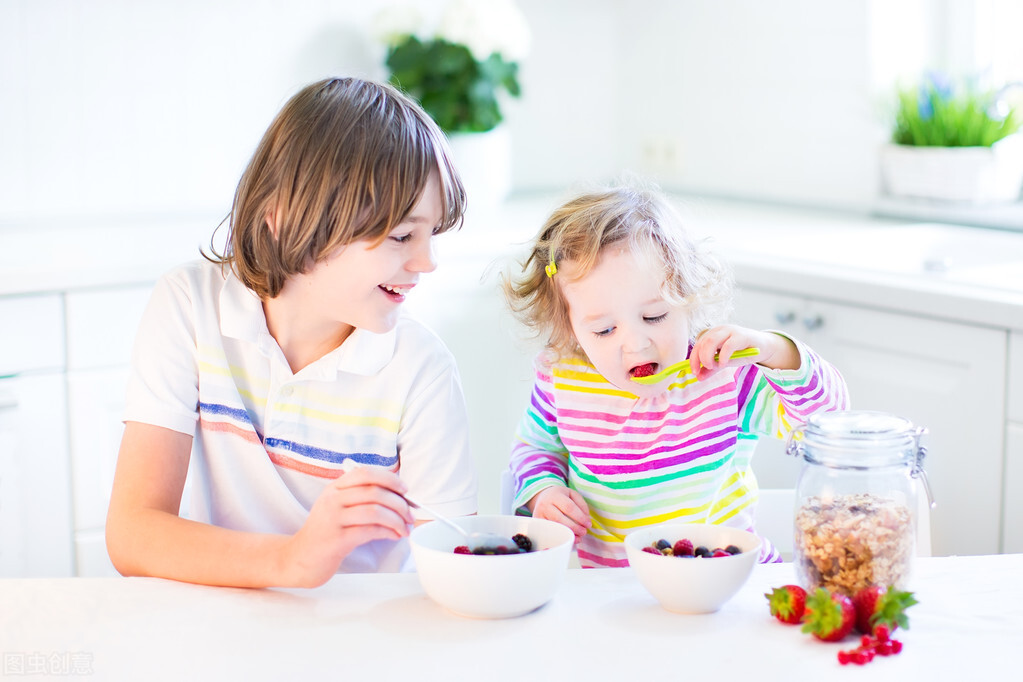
[408,237,438,273]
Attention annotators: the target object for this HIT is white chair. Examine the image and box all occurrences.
[499,468,516,515]
[756,488,797,561]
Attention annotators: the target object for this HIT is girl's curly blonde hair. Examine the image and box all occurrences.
[504,182,733,358]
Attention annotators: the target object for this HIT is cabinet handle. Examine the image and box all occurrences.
[802,315,824,331]
[774,311,797,325]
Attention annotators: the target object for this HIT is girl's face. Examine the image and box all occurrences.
[293,170,444,335]
[559,246,691,399]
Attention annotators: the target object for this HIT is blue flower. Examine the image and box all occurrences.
[917,71,953,121]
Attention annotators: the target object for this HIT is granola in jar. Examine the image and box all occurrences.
[794,492,914,597]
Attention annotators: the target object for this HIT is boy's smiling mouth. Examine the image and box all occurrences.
[379,283,412,301]
[629,363,658,378]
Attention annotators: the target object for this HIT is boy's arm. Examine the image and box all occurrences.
[106,422,412,588]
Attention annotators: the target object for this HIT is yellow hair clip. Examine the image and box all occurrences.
[545,260,557,278]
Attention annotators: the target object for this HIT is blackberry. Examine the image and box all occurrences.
[512,533,533,552]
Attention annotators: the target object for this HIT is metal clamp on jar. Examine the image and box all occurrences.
[785,410,934,596]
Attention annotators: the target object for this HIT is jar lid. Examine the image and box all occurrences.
[793,410,923,468]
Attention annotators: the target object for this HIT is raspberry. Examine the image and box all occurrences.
[453,545,471,554]
[711,548,731,558]
[672,539,694,556]
[641,546,661,555]
[512,533,533,552]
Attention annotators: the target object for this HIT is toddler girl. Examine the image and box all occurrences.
[504,183,849,566]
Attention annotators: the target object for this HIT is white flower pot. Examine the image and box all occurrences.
[880,134,1023,204]
[446,126,512,212]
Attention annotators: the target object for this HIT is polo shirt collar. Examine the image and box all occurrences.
[218,269,397,378]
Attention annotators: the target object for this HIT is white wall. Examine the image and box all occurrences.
[1,0,935,226]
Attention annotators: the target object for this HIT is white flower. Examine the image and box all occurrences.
[370,3,424,46]
[436,0,531,62]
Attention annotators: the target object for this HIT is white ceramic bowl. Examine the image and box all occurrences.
[410,514,574,619]
[624,523,761,614]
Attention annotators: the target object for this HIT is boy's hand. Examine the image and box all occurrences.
[690,325,799,381]
[283,466,414,587]
[527,485,591,543]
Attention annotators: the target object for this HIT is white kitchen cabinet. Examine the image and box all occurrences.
[65,286,153,576]
[1004,333,1023,553]
[733,286,1007,557]
[0,294,73,577]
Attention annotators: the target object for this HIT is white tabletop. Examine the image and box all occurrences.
[1,554,1020,681]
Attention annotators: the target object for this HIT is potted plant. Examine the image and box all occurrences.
[880,73,1023,203]
[374,0,530,207]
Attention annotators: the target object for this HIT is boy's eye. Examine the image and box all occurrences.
[431,226,442,236]
[390,233,412,243]
[644,313,668,323]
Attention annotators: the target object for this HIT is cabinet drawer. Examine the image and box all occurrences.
[1010,332,1023,424]
[0,294,64,376]
[65,285,154,370]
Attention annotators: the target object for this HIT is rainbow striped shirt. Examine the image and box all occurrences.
[510,338,849,567]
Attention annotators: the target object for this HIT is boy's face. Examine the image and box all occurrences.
[559,246,691,399]
[297,170,444,335]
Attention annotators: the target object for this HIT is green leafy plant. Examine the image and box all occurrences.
[375,0,529,134]
[892,73,1023,147]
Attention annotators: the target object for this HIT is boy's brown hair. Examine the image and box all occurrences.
[208,77,466,299]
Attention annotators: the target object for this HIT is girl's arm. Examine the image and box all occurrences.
[508,364,591,539]
[106,422,412,588]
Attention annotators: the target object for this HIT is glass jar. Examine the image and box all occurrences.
[785,410,932,597]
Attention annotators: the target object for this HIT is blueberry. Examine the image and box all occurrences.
[694,545,711,558]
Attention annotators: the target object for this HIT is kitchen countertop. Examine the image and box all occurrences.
[1,554,1019,680]
[4,195,1023,331]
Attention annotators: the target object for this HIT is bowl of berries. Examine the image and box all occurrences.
[409,514,574,619]
[624,523,762,614]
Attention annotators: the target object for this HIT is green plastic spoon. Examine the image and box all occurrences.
[629,347,761,385]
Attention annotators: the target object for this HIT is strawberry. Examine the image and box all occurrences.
[765,584,807,625]
[852,585,918,635]
[801,588,856,642]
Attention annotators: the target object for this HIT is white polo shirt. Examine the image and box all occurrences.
[123,259,477,572]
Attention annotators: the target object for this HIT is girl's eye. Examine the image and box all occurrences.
[593,327,615,338]
[390,233,412,244]
[644,313,668,324]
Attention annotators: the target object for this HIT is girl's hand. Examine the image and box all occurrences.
[283,466,414,587]
[527,485,591,544]
[690,325,800,381]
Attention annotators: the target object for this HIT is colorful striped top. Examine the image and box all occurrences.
[123,260,477,572]
[509,338,849,567]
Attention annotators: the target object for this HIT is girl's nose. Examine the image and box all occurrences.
[623,326,653,353]
[408,236,438,273]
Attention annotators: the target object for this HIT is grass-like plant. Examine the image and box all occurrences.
[892,73,1022,147]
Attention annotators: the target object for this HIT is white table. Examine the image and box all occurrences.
[2,555,1021,680]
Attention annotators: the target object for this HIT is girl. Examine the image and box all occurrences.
[504,183,849,567]
[106,77,477,588]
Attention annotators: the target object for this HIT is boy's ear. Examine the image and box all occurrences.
[265,208,281,240]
